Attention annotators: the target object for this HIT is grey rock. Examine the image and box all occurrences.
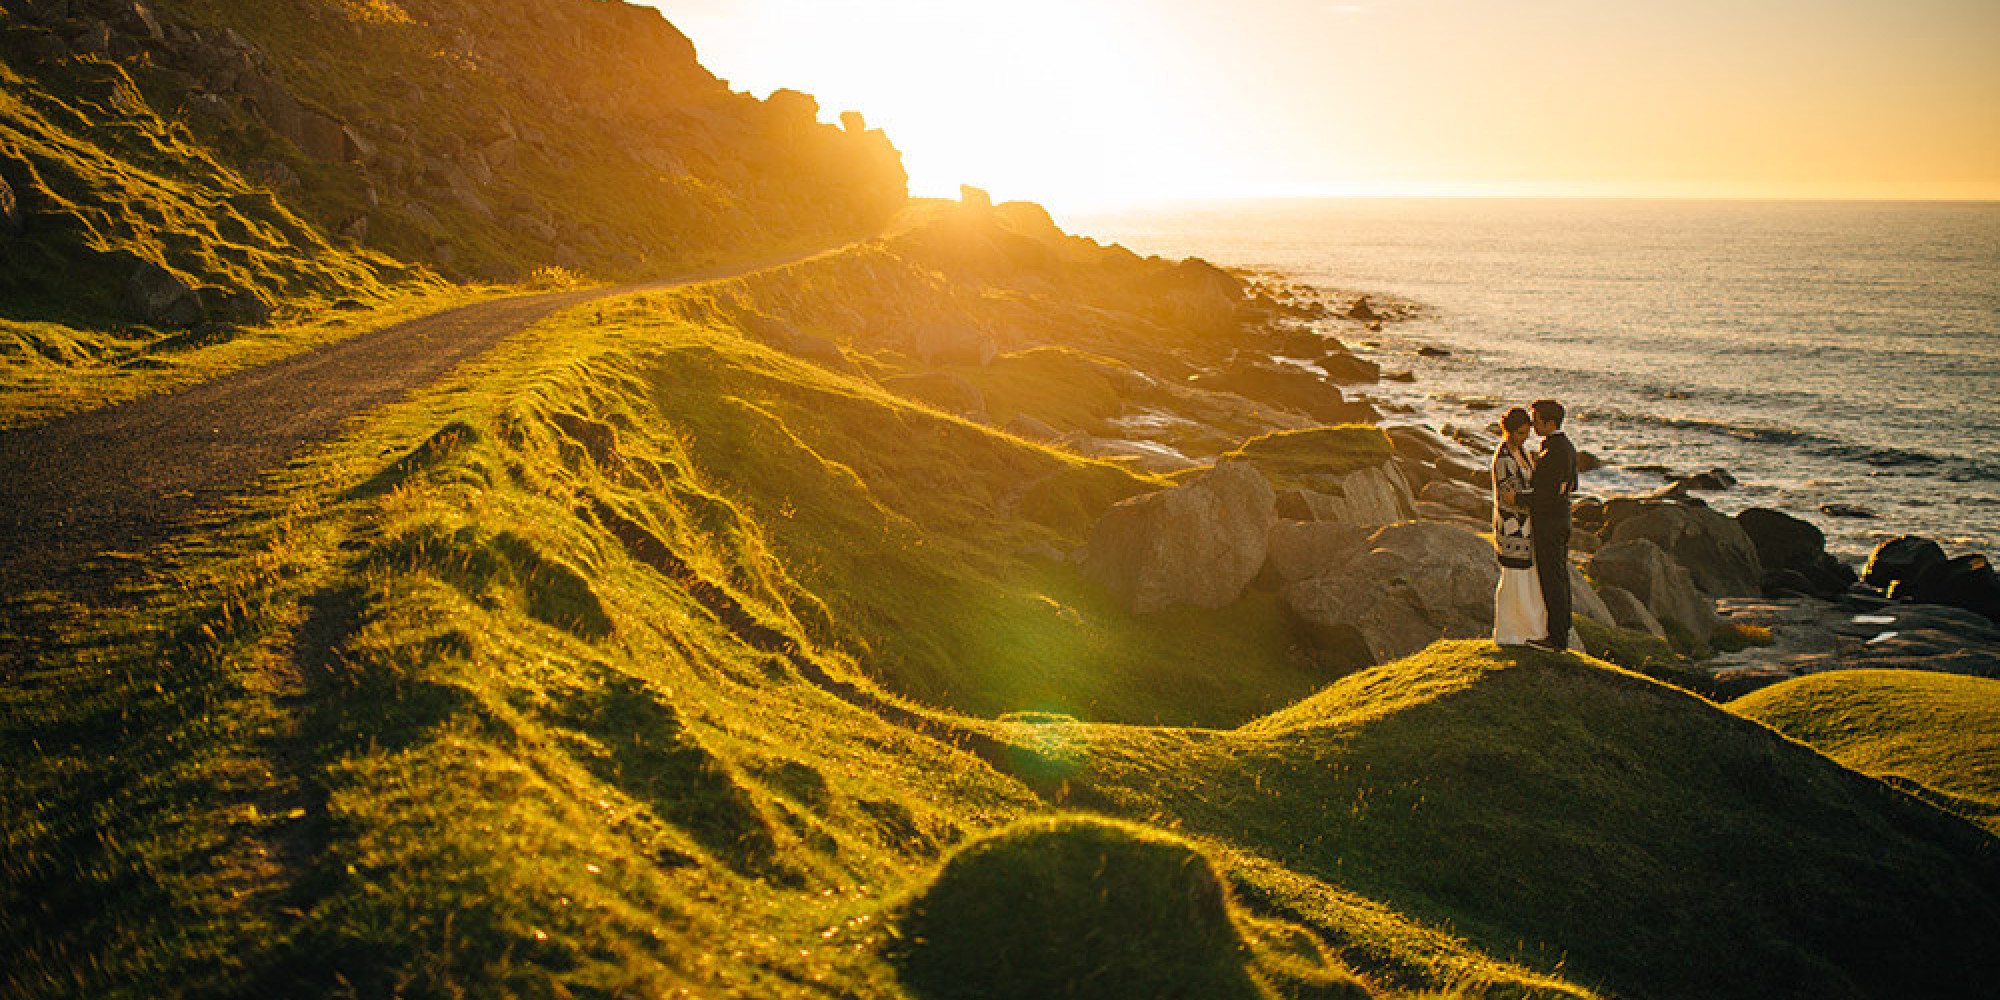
[1264,519,1369,585]
[1608,499,1764,597]
[1275,463,1419,527]
[124,260,206,328]
[1281,520,1499,665]
[1863,535,1946,592]
[1081,461,1277,613]
[1598,584,1666,638]
[1588,538,1718,640]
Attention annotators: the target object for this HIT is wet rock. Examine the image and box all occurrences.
[1588,537,1719,639]
[1737,507,1858,598]
[1675,468,1737,491]
[1862,535,1946,593]
[1317,350,1380,385]
[1896,554,2000,625]
[1417,345,1451,358]
[1819,503,1876,519]
[1344,295,1379,322]
[1080,461,1276,613]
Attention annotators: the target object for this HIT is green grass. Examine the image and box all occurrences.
[1225,425,1397,488]
[7,221,1999,1000]
[1730,669,2000,835]
[0,283,502,429]
[1048,640,2000,1000]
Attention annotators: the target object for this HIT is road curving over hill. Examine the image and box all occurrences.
[0,246,842,597]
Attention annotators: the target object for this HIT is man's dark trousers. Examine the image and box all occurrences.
[1533,521,1571,649]
[1531,429,1578,648]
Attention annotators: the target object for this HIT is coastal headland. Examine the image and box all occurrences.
[4,1,1999,998]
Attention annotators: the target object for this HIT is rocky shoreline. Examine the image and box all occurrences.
[1266,279,2000,696]
[1027,248,2000,698]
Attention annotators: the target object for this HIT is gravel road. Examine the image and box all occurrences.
[0,249,826,599]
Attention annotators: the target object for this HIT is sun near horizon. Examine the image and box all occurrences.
[648,0,2000,210]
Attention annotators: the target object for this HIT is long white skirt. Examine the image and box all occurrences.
[1494,566,1548,646]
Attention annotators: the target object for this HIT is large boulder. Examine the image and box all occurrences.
[1281,521,1498,665]
[1606,500,1763,597]
[1737,507,1858,597]
[1598,584,1667,638]
[1189,362,1365,425]
[1263,520,1369,585]
[124,260,206,328]
[1896,554,2000,625]
[1863,535,1947,593]
[1080,461,1277,613]
[1588,538,1718,640]
[1272,463,1418,526]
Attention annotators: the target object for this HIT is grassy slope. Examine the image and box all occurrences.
[1048,641,2000,1000]
[2,234,1598,999]
[6,222,1998,998]
[1731,669,2000,835]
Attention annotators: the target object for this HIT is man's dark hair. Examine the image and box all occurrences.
[1501,406,1532,432]
[1530,399,1565,428]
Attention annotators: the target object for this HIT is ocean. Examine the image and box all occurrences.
[1058,199,2000,564]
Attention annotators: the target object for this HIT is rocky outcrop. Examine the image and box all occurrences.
[1080,461,1277,613]
[1263,520,1368,585]
[1737,507,1857,598]
[1895,553,2000,625]
[1188,362,1373,425]
[1862,535,1947,594]
[124,260,205,328]
[1588,538,1718,640]
[1273,463,1418,527]
[1605,499,1763,598]
[1598,584,1667,638]
[1281,521,1498,665]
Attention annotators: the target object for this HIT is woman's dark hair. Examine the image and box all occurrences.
[1501,406,1532,432]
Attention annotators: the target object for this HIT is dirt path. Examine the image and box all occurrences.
[0,247,830,597]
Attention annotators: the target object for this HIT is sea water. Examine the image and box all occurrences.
[1059,199,2000,563]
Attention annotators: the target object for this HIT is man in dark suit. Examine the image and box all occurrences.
[1528,398,1578,651]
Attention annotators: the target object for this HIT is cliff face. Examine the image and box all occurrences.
[0,0,907,321]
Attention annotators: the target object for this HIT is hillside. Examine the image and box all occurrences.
[7,3,2000,999]
[1,0,903,323]
[8,204,2000,998]
[1731,669,2000,835]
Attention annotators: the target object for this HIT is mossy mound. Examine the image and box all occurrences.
[1063,641,2000,1000]
[1225,425,1395,486]
[894,816,1263,1000]
[1731,668,2000,834]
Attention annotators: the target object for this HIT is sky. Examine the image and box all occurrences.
[645,0,2000,207]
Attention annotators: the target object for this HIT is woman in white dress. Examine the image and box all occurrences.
[1492,406,1547,646]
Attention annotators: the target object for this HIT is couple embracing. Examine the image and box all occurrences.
[1492,399,1577,652]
